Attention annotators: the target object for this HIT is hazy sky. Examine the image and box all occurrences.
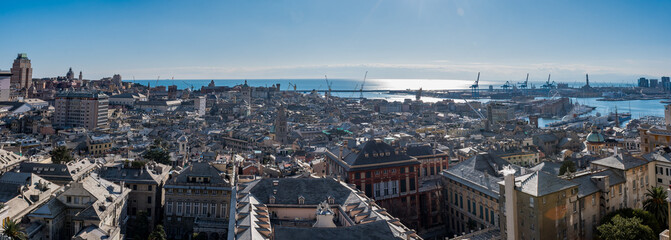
[1,0,670,83]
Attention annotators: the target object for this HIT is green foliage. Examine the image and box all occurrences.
[129,211,151,240]
[148,225,167,240]
[50,146,73,164]
[193,232,208,240]
[599,208,661,234]
[3,218,27,240]
[643,186,668,227]
[131,160,148,168]
[596,215,655,240]
[142,141,171,165]
[559,161,576,175]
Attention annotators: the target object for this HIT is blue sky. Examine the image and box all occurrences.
[1,0,670,83]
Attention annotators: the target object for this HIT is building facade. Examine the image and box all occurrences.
[0,71,10,101]
[54,91,109,130]
[99,161,171,231]
[163,162,232,239]
[324,139,422,229]
[10,53,32,89]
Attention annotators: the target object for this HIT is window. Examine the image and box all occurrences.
[384,181,390,196]
[202,203,208,216]
[410,178,416,191]
[221,204,227,218]
[185,202,191,215]
[177,202,183,215]
[659,178,663,183]
[633,180,636,190]
[67,196,72,203]
[374,183,381,197]
[479,205,483,219]
[619,184,623,195]
[400,168,405,174]
[468,199,471,212]
[391,181,398,194]
[147,208,152,217]
[167,202,173,215]
[194,203,200,215]
[148,196,152,204]
[400,179,407,192]
[573,202,577,213]
[529,197,534,208]
[133,185,137,190]
[148,185,152,191]
[592,195,596,206]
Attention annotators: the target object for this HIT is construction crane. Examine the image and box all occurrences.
[541,74,556,89]
[156,76,160,86]
[470,72,480,98]
[182,81,194,91]
[324,75,333,102]
[359,71,367,99]
[287,82,297,91]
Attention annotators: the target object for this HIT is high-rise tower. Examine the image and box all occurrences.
[10,53,32,89]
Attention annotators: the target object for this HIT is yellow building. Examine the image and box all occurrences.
[87,135,112,155]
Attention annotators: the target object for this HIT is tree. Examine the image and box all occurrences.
[596,215,655,240]
[128,211,150,240]
[644,186,668,227]
[142,141,171,165]
[148,225,167,240]
[50,146,73,164]
[193,232,208,240]
[600,208,662,234]
[559,160,576,175]
[3,218,27,240]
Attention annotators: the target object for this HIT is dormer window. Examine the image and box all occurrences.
[327,196,334,204]
[364,153,369,157]
[269,196,276,204]
[386,152,390,156]
[298,196,305,205]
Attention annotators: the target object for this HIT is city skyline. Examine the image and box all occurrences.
[1,0,670,82]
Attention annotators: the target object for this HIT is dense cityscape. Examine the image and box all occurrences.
[2,1,671,240]
[1,52,671,240]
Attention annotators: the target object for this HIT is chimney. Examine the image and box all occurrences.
[120,181,125,193]
[500,165,517,240]
[339,145,344,160]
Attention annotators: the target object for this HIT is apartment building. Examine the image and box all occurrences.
[324,139,422,229]
[163,162,232,239]
[54,91,109,130]
[99,161,171,231]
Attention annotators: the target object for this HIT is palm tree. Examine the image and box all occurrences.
[643,186,668,227]
[3,218,27,240]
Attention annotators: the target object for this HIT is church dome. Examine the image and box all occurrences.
[586,130,605,143]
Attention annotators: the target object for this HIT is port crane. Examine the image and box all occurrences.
[501,81,513,91]
[518,73,529,90]
[541,74,556,89]
[470,72,480,98]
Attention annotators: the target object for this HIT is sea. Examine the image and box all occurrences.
[128,79,663,127]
